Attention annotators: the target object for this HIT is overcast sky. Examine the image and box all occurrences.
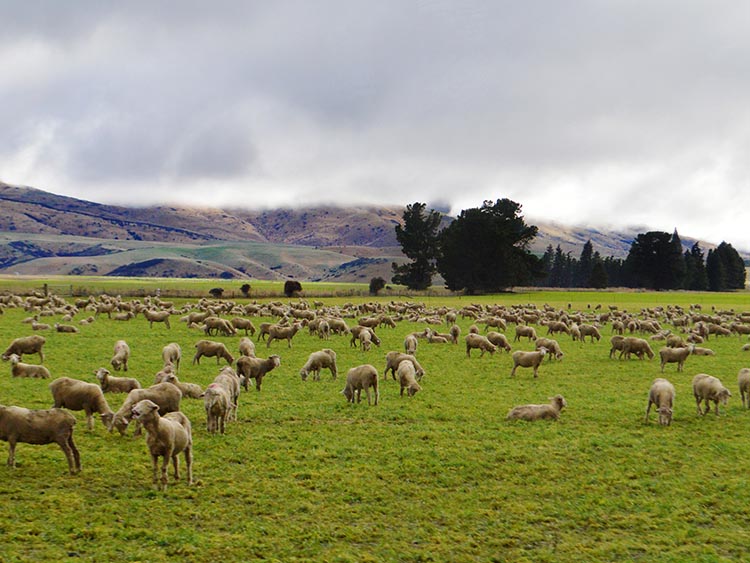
[2,1,750,250]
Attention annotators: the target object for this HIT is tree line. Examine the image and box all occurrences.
[393,201,747,293]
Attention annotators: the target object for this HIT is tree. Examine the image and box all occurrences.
[208,287,224,298]
[240,283,252,297]
[284,280,303,297]
[668,230,687,289]
[624,231,684,290]
[707,242,746,291]
[683,242,708,291]
[436,199,542,293]
[369,277,386,296]
[576,240,594,288]
[391,202,442,290]
[589,254,608,288]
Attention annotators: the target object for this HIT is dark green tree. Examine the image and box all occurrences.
[284,280,303,297]
[589,252,609,289]
[683,242,708,290]
[369,277,386,296]
[240,283,251,297]
[576,240,594,288]
[624,231,683,290]
[391,202,442,290]
[436,199,542,293]
[707,242,746,291]
[535,245,555,287]
[549,245,574,288]
[668,230,687,289]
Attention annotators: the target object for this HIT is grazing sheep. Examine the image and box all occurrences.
[486,331,512,352]
[619,337,655,360]
[236,354,282,391]
[397,361,421,397]
[513,325,538,342]
[110,340,131,372]
[743,343,750,352]
[644,378,675,426]
[144,309,171,329]
[109,383,183,436]
[350,326,381,349]
[342,364,379,405]
[739,368,750,408]
[449,324,461,344]
[231,317,256,336]
[203,317,236,336]
[7,354,50,379]
[161,343,182,373]
[328,318,350,335]
[54,323,79,333]
[546,321,570,336]
[211,367,241,422]
[2,334,46,363]
[383,351,425,381]
[506,395,567,421]
[267,323,302,348]
[608,335,625,359]
[578,324,601,343]
[49,377,115,431]
[203,383,231,434]
[317,320,331,340]
[510,348,548,378]
[404,334,418,355]
[692,373,731,416]
[238,336,256,358]
[359,329,373,351]
[160,373,203,399]
[95,367,141,393]
[535,338,563,361]
[131,399,192,491]
[658,346,693,373]
[465,333,497,358]
[0,405,80,474]
[299,350,337,382]
[193,340,235,365]
[666,334,688,348]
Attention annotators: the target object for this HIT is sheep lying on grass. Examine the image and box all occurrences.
[203,383,231,434]
[397,361,421,397]
[110,340,130,372]
[299,350,336,382]
[131,399,192,491]
[49,377,114,431]
[54,323,79,333]
[506,395,567,421]
[95,367,141,393]
[465,334,497,357]
[383,351,425,381]
[161,343,181,373]
[193,340,234,366]
[510,348,548,378]
[692,373,731,416]
[342,365,379,405]
[2,335,46,362]
[237,354,282,391]
[644,378,675,426]
[738,368,750,408]
[0,405,80,474]
[659,346,693,373]
[110,383,182,436]
[7,354,50,378]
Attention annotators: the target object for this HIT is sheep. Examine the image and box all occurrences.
[231,317,256,336]
[359,329,373,351]
[743,343,750,352]
[211,367,241,421]
[95,367,141,393]
[449,324,461,344]
[404,334,418,355]
[342,364,379,405]
[510,348,548,378]
[350,326,381,349]
[0,405,80,474]
[619,337,655,360]
[109,383,183,436]
[691,346,715,356]
[692,373,731,416]
[144,309,171,329]
[506,395,567,421]
[534,338,564,361]
[236,354,282,391]
[54,323,79,333]
[110,340,131,372]
[238,336,256,357]
[2,334,46,363]
[7,354,50,379]
[427,333,450,344]
[465,333,497,358]
[203,316,236,336]
[161,342,182,373]
[266,322,302,348]
[159,372,204,399]
[49,377,115,431]
[193,340,235,365]
[578,324,601,343]
[32,321,51,331]
[397,361,422,397]
[328,318,350,335]
[486,331,512,352]
[658,346,693,373]
[666,334,689,348]
[546,321,570,336]
[738,368,750,408]
[131,399,192,491]
[383,351,425,381]
[317,319,331,340]
[299,350,337,382]
[203,383,231,434]
[513,325,538,342]
[644,378,675,426]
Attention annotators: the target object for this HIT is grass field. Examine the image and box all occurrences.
[1,281,750,562]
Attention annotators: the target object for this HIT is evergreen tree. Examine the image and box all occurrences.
[706,248,726,291]
[684,242,708,291]
[668,230,687,289]
[536,245,555,287]
[624,231,682,290]
[589,252,608,288]
[576,240,594,288]
[708,242,747,290]
[391,202,441,290]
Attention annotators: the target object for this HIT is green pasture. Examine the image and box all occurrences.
[1,282,750,562]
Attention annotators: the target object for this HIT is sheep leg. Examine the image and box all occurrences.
[171,454,180,482]
[644,401,653,422]
[58,434,80,475]
[533,366,539,378]
[7,440,16,467]
[184,447,193,485]
[151,454,161,489]
[86,412,95,431]
[255,375,263,391]
[510,365,517,377]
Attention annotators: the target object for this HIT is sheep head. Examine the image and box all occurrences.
[131,399,159,421]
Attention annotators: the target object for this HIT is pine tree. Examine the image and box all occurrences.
[589,252,608,288]
[576,240,594,288]
[391,202,441,290]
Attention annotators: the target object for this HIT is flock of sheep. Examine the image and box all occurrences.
[1,292,748,490]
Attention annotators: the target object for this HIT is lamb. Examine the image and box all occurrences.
[2,334,46,363]
[238,336,256,357]
[658,346,693,373]
[236,354,282,391]
[110,340,131,372]
[203,383,231,434]
[131,399,192,491]
[644,378,675,426]
[506,395,567,421]
[510,348,548,378]
[486,331,512,352]
[161,342,182,373]
[534,338,564,361]
[404,334,418,355]
[210,367,241,421]
[513,325,537,342]
[231,317,256,336]
[144,309,171,329]
[54,323,79,333]
[397,361,421,397]
[49,377,115,431]
[266,322,302,348]
[95,367,141,393]
[692,373,731,416]
[7,354,50,378]
[465,333,497,358]
[109,383,183,436]
[342,364,379,405]
[299,349,337,382]
[383,351,425,381]
[739,368,750,408]
[0,405,80,474]
[193,340,235,365]
[619,337,655,360]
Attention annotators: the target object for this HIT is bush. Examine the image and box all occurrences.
[209,287,224,298]
[369,277,386,296]
[284,280,303,297]
[240,283,251,297]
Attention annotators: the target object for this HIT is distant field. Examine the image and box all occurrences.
[1,281,750,562]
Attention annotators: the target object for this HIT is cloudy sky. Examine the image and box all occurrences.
[2,1,750,249]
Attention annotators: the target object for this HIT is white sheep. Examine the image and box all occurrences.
[54,323,79,333]
[231,317,256,336]
[692,373,731,416]
[619,337,655,360]
[193,340,235,366]
[143,309,171,329]
[738,368,750,408]
[299,350,337,382]
[534,338,563,361]
[658,346,693,373]
[486,331,512,352]
[644,378,675,426]
[2,334,46,363]
[49,377,115,431]
[510,348,548,378]
[342,364,379,405]
[691,346,715,356]
[383,351,425,381]
[404,334,418,355]
[266,323,302,348]
[0,405,80,474]
[110,340,131,372]
[397,361,422,397]
[506,395,567,421]
[578,324,601,343]
[7,354,50,378]
[236,354,282,391]
[449,324,461,344]
[203,383,231,434]
[211,367,241,422]
[513,325,537,342]
[95,367,141,393]
[131,399,192,491]
[109,383,183,436]
[465,333,497,358]
[160,372,204,399]
[359,329,373,352]
[238,336,256,358]
[161,342,182,373]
